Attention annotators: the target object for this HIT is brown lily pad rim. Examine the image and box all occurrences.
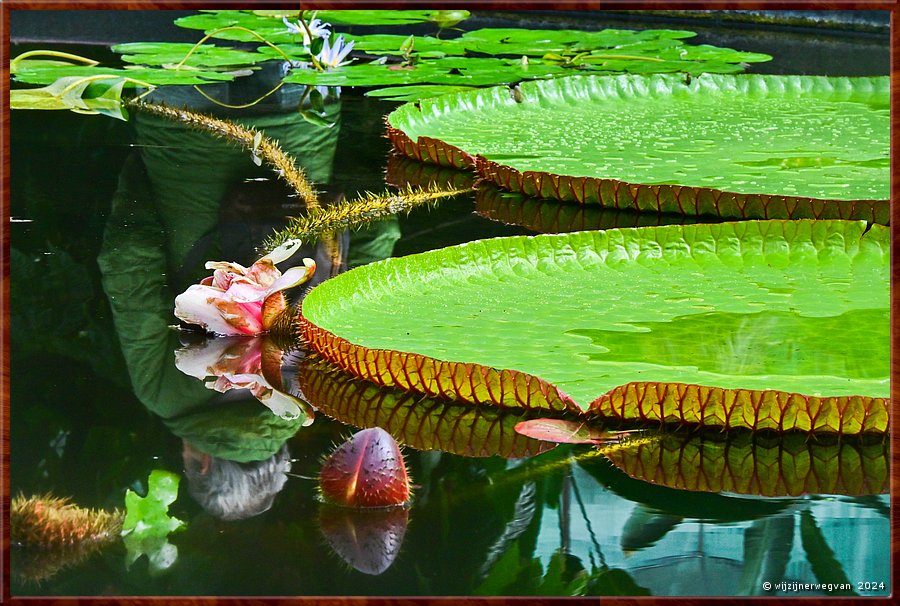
[299,311,888,436]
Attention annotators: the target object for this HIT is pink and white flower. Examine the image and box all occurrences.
[174,239,315,337]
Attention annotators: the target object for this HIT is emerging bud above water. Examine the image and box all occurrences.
[318,427,411,508]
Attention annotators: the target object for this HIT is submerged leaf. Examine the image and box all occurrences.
[300,220,888,434]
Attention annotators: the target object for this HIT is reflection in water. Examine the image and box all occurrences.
[603,432,888,497]
[475,183,710,234]
[175,335,314,422]
[183,442,293,521]
[298,355,556,458]
[319,505,409,575]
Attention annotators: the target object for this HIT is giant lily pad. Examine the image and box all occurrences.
[300,220,888,434]
[388,74,890,223]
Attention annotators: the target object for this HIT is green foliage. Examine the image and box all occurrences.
[301,220,888,433]
[10,75,132,120]
[112,42,268,68]
[121,470,185,574]
[389,73,890,202]
[12,58,235,87]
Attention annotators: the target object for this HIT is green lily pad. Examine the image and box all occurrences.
[175,9,466,43]
[12,63,235,86]
[388,74,890,222]
[283,56,570,87]
[112,42,268,68]
[300,220,888,434]
[366,84,479,102]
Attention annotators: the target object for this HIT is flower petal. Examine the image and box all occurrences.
[265,258,317,296]
[255,388,312,422]
[260,239,303,265]
[174,285,253,336]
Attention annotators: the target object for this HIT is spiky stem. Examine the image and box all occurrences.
[128,101,320,208]
[11,494,123,548]
[262,183,469,253]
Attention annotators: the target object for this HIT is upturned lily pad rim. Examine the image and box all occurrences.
[300,220,889,435]
[386,73,890,224]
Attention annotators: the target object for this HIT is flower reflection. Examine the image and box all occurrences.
[175,335,313,421]
[174,239,315,337]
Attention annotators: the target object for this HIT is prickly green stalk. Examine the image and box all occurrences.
[262,183,469,253]
[129,101,320,208]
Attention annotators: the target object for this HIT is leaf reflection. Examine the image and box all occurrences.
[298,355,556,458]
[603,432,888,497]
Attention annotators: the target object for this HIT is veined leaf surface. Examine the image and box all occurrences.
[388,74,889,222]
[300,220,888,434]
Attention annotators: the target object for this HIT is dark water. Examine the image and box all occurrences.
[9,13,890,597]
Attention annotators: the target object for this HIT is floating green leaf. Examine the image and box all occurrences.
[283,56,569,88]
[388,74,890,222]
[300,220,888,434]
[112,42,268,68]
[13,63,235,86]
[603,432,889,497]
[366,84,479,102]
[175,9,465,43]
[122,470,185,574]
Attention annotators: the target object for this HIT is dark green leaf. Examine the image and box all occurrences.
[112,42,268,68]
[799,510,858,595]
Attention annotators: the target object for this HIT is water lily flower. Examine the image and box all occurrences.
[174,239,315,337]
[282,15,331,47]
[175,335,314,422]
[316,35,355,69]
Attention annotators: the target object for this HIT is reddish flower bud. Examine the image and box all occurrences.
[319,427,410,508]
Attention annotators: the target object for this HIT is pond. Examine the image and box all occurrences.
[9,9,890,598]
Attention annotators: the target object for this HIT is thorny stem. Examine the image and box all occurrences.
[261,184,469,253]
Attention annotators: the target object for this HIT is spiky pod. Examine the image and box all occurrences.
[262,184,468,253]
[318,427,411,509]
[11,494,123,548]
[129,101,320,208]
